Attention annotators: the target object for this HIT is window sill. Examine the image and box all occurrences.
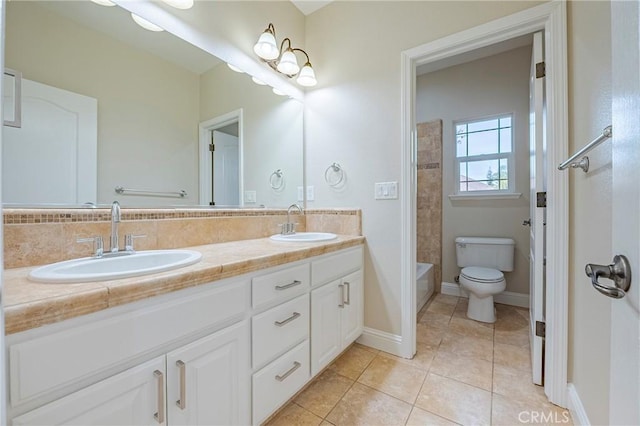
[448,192,522,201]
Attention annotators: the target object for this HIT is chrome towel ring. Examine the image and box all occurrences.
[270,169,285,190]
[324,163,344,187]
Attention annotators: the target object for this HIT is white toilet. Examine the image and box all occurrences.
[455,237,515,323]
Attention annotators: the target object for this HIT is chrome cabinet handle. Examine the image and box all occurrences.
[585,254,631,299]
[338,284,345,308]
[344,281,351,305]
[275,280,302,290]
[274,312,301,327]
[153,370,165,424]
[275,361,301,382]
[176,360,186,410]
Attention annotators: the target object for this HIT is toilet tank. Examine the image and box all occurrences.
[455,237,515,271]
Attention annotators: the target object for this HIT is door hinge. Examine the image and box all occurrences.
[209,144,215,152]
[535,321,546,338]
[536,61,546,78]
[536,191,547,208]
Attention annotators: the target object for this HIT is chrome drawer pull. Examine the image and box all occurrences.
[344,281,351,305]
[275,280,302,290]
[176,360,186,410]
[275,311,301,327]
[275,361,301,382]
[338,284,345,308]
[153,370,165,424]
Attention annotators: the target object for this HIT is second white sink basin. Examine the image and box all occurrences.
[270,232,337,242]
[28,249,202,283]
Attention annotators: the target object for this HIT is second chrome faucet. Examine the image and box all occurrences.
[281,203,303,235]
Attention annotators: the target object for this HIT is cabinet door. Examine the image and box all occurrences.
[12,357,166,426]
[310,280,342,376]
[166,321,250,426]
[341,270,364,347]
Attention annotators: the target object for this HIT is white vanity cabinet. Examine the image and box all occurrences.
[310,248,364,376]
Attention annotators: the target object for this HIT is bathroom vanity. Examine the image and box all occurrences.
[4,237,364,425]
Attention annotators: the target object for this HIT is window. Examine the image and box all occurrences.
[455,115,514,194]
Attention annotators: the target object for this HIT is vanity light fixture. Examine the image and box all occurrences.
[160,0,194,10]
[227,63,245,73]
[251,76,267,86]
[131,13,164,32]
[253,23,317,87]
[272,88,286,96]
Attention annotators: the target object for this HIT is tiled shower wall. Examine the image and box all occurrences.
[417,120,442,290]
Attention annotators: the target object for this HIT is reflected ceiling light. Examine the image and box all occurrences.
[91,0,116,6]
[227,63,245,73]
[131,13,164,32]
[253,23,317,87]
[161,0,194,9]
[251,76,267,86]
[272,88,286,96]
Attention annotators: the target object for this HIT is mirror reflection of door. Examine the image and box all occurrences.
[211,125,239,206]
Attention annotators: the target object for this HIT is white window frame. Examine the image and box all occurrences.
[453,113,516,197]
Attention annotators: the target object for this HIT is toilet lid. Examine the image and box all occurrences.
[461,267,504,283]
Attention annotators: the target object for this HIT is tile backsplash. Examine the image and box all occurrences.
[3,208,362,269]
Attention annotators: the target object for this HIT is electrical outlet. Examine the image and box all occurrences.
[374,182,398,200]
[306,186,315,201]
[297,186,304,202]
[244,190,257,203]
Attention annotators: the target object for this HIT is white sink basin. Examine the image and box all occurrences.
[270,232,337,242]
[28,250,202,284]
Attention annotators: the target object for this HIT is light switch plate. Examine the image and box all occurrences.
[306,186,315,201]
[297,186,304,202]
[375,182,398,200]
[244,190,257,203]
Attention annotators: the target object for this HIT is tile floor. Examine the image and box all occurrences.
[265,294,572,426]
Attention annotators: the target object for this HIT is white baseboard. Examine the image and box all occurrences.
[440,281,530,308]
[356,327,403,356]
[567,383,590,425]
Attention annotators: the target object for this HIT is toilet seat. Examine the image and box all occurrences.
[460,267,504,283]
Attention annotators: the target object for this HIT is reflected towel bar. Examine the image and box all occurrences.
[558,125,612,172]
[115,186,187,198]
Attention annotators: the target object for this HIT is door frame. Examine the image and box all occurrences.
[400,1,568,406]
[198,109,244,205]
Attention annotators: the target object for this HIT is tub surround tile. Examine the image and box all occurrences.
[294,369,354,418]
[325,382,412,426]
[357,355,428,403]
[3,235,364,334]
[328,344,377,381]
[415,373,491,426]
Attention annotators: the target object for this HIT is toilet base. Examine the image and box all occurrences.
[466,293,496,323]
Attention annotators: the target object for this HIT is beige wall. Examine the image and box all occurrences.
[305,1,543,336]
[5,1,201,206]
[199,65,304,208]
[416,46,532,294]
[567,1,612,423]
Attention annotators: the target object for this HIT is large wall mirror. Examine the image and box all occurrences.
[3,0,303,208]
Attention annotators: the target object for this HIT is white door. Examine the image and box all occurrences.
[3,79,97,205]
[212,130,239,206]
[12,357,166,425]
[610,1,640,424]
[529,31,545,386]
[311,281,342,376]
[340,270,364,347]
[166,321,250,426]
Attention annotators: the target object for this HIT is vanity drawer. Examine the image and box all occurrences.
[252,263,310,309]
[252,294,309,369]
[311,246,363,287]
[252,340,310,425]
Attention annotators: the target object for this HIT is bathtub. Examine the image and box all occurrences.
[417,262,435,311]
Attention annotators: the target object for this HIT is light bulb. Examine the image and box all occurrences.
[161,0,194,9]
[253,31,279,61]
[276,49,300,75]
[272,88,286,96]
[91,0,116,6]
[296,63,317,87]
[131,13,164,32]
[252,77,267,86]
[227,63,244,73]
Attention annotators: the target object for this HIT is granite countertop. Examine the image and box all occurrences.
[3,235,365,335]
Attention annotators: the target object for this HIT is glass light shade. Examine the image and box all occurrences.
[131,13,164,32]
[227,63,244,73]
[272,88,286,96]
[253,32,279,60]
[296,63,317,87]
[161,0,194,9]
[276,50,300,75]
[91,0,116,6]
[251,77,267,86]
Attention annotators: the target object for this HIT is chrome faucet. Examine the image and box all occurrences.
[282,203,303,235]
[110,201,121,253]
